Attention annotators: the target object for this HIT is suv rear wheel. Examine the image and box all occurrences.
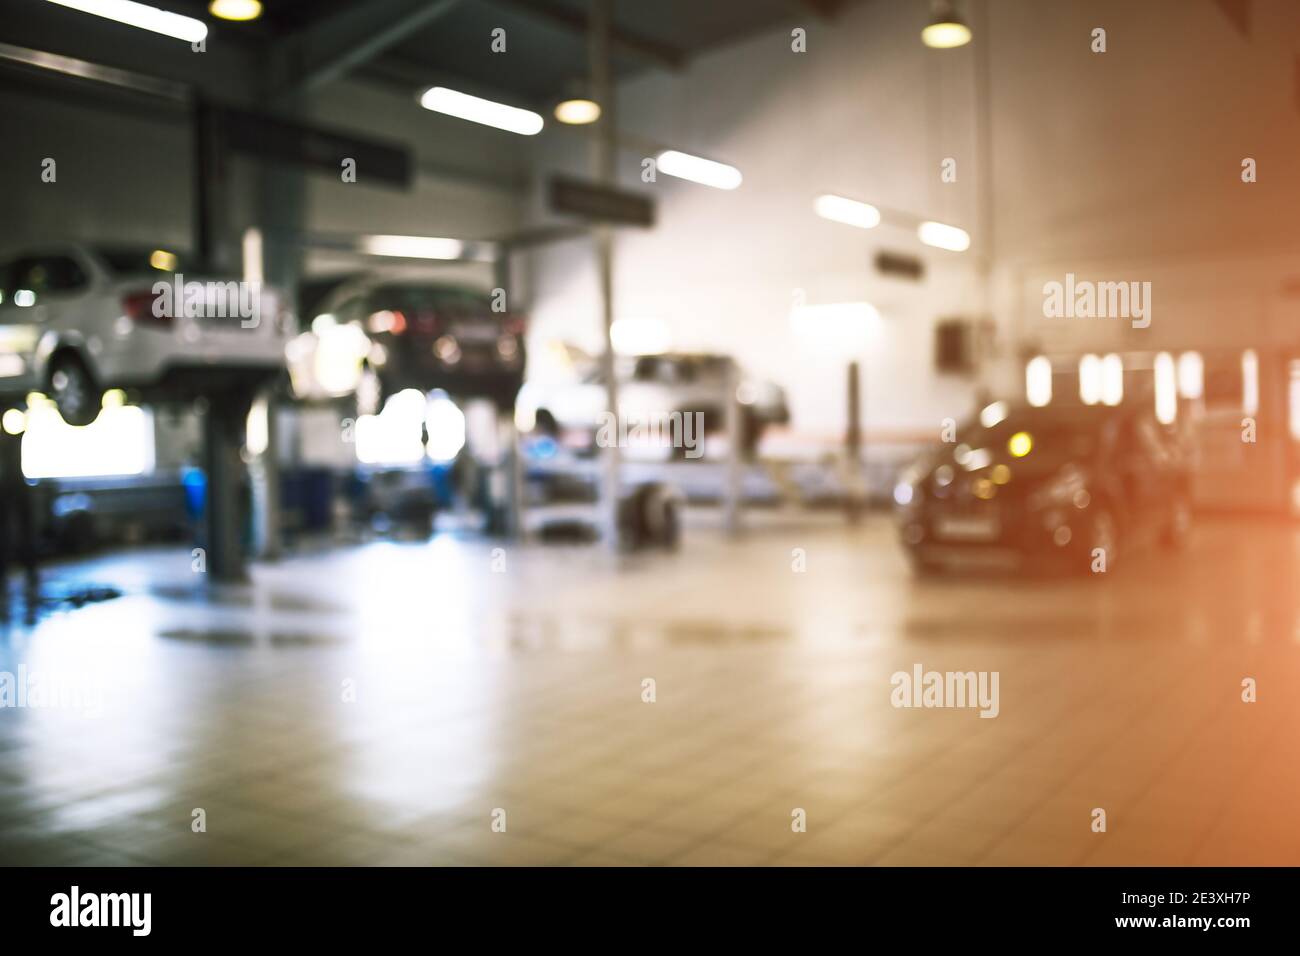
[48,352,101,427]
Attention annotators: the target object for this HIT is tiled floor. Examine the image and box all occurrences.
[1,510,1298,866]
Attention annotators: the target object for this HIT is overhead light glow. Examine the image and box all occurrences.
[355,389,427,466]
[21,404,153,479]
[242,228,263,284]
[918,220,971,252]
[209,0,261,21]
[361,235,464,260]
[554,98,601,125]
[1,409,25,436]
[1154,352,1177,424]
[922,20,972,49]
[419,86,543,135]
[922,4,972,48]
[790,301,880,354]
[1079,354,1102,405]
[149,249,176,271]
[1177,351,1203,400]
[979,401,1008,428]
[1101,353,1124,406]
[1008,431,1033,458]
[656,150,742,190]
[46,0,208,43]
[426,392,466,462]
[1242,349,1259,416]
[610,318,671,356]
[814,194,881,230]
[1026,355,1052,407]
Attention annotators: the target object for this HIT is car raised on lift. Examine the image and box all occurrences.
[0,243,293,426]
[287,277,527,414]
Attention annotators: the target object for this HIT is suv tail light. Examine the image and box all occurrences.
[122,290,170,327]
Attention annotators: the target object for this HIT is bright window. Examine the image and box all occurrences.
[1026,356,1052,407]
[22,403,154,479]
[1078,354,1102,405]
[1177,351,1203,400]
[1154,352,1177,424]
[1101,353,1124,406]
[1242,350,1259,416]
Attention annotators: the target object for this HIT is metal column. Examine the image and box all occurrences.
[590,0,622,550]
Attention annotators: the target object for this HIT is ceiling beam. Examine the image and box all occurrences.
[480,0,686,70]
[275,0,464,98]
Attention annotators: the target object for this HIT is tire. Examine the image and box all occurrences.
[48,352,101,427]
[645,488,681,550]
[661,499,681,550]
[619,483,681,550]
[534,408,559,438]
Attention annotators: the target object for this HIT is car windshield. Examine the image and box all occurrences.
[953,406,1117,475]
[371,285,493,315]
[94,246,186,276]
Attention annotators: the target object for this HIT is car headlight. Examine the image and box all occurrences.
[434,335,461,365]
[893,462,926,508]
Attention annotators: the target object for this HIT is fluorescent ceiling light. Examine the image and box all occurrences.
[554,99,601,125]
[45,0,208,43]
[922,3,972,48]
[1079,354,1102,405]
[419,86,543,135]
[1154,352,1177,424]
[1177,351,1203,400]
[922,20,971,49]
[209,0,261,21]
[979,400,1008,428]
[918,220,971,252]
[656,150,742,190]
[1026,356,1052,408]
[1101,353,1124,406]
[361,235,464,260]
[814,194,881,229]
[1242,349,1259,416]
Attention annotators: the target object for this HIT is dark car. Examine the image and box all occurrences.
[313,277,525,412]
[893,401,1192,574]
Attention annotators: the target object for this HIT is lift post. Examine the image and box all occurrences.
[0,414,38,613]
[201,390,255,583]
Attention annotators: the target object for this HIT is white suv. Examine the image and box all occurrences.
[0,243,293,426]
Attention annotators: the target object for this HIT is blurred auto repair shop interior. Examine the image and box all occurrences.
[2,0,1300,869]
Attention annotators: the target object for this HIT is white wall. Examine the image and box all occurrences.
[987,0,1300,358]
[521,0,1300,446]
[522,0,989,445]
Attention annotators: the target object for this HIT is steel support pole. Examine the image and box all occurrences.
[722,359,743,535]
[846,361,862,524]
[589,0,621,550]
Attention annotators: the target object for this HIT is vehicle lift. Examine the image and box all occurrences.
[0,404,38,618]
